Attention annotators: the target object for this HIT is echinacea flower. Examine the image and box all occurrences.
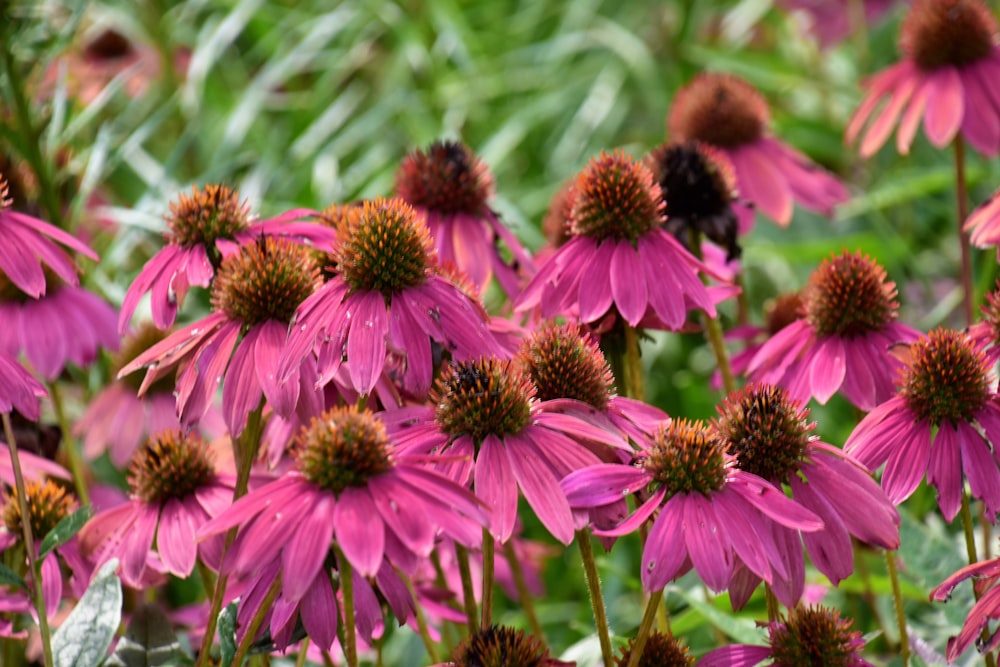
[726,291,804,382]
[120,237,324,435]
[965,187,1000,255]
[515,151,725,330]
[561,419,822,594]
[846,0,1000,157]
[778,0,899,49]
[845,328,1000,521]
[118,184,334,334]
[614,631,694,667]
[970,280,1000,366]
[395,140,535,297]
[699,605,874,666]
[78,430,235,587]
[747,250,921,411]
[431,625,573,667]
[278,197,502,398]
[0,175,98,299]
[668,73,848,228]
[385,356,625,545]
[713,384,900,606]
[930,549,1000,660]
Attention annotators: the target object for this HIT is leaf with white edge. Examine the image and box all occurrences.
[0,562,28,590]
[39,505,93,560]
[52,558,123,667]
[219,601,239,667]
[105,604,182,667]
[671,586,764,645]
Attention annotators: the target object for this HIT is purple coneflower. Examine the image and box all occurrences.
[278,197,501,398]
[669,73,848,228]
[614,631,694,667]
[78,430,235,587]
[431,625,573,667]
[931,550,1000,660]
[120,237,323,435]
[395,140,535,298]
[700,605,874,666]
[778,0,899,49]
[118,184,334,334]
[969,280,1000,366]
[515,151,724,331]
[965,187,1000,256]
[747,250,921,411]
[726,291,803,382]
[844,328,1000,521]
[561,419,822,594]
[846,0,1000,157]
[714,384,900,606]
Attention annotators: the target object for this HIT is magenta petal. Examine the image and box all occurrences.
[254,319,297,417]
[283,493,336,601]
[595,489,664,538]
[476,434,518,542]
[860,75,917,158]
[730,475,823,531]
[156,499,198,577]
[896,76,931,154]
[300,572,339,651]
[368,475,436,557]
[121,503,159,586]
[882,422,931,505]
[958,421,1000,520]
[790,478,853,584]
[809,336,845,404]
[959,70,1000,155]
[711,487,780,581]
[221,327,264,439]
[333,486,384,577]
[610,241,647,326]
[923,67,964,147]
[683,495,732,591]
[577,240,616,322]
[731,144,792,225]
[346,291,389,396]
[506,436,574,545]
[40,553,62,618]
[846,62,910,143]
[561,465,650,507]
[699,645,771,667]
[927,424,963,522]
[641,494,688,592]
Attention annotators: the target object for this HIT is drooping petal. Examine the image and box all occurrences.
[505,436,575,545]
[923,67,964,148]
[683,495,732,591]
[283,493,337,600]
[333,487,385,578]
[476,434,519,543]
[698,645,771,667]
[346,291,389,396]
[927,423,963,522]
[300,571,339,651]
[641,494,689,592]
[882,421,931,505]
[610,241,648,325]
[156,499,198,577]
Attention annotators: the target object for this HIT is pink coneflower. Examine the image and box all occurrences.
[726,291,804,382]
[385,357,624,545]
[931,549,1000,660]
[515,151,723,331]
[0,175,97,299]
[561,419,822,594]
[845,328,1000,521]
[78,430,235,587]
[778,0,899,49]
[965,187,1000,255]
[120,237,324,435]
[432,625,573,667]
[0,351,46,420]
[747,250,921,411]
[700,605,874,667]
[669,73,848,228]
[846,0,1000,157]
[714,384,900,606]
[395,140,535,297]
[277,197,502,398]
[614,631,694,667]
[118,184,334,334]
[970,280,1000,366]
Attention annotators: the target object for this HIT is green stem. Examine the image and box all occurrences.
[626,588,664,667]
[622,325,645,401]
[703,313,735,395]
[339,549,358,667]
[398,568,440,663]
[454,543,480,633]
[3,412,54,667]
[960,493,998,667]
[502,539,544,641]
[232,575,282,667]
[294,639,310,667]
[47,382,89,505]
[884,550,909,666]
[764,585,780,623]
[954,136,974,327]
[577,529,613,667]
[481,528,495,630]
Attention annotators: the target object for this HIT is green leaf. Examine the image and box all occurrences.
[671,586,764,644]
[39,505,94,561]
[0,562,28,590]
[219,601,239,667]
[51,558,123,667]
[104,604,182,667]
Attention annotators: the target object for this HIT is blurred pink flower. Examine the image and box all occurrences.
[931,550,1000,660]
[778,0,899,49]
[965,187,1000,255]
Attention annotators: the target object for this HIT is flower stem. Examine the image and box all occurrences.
[338,549,358,667]
[622,325,646,402]
[2,412,54,667]
[232,575,282,667]
[454,543,480,633]
[481,528,495,629]
[294,640,310,667]
[47,382,89,505]
[398,567,440,663]
[764,585,780,622]
[626,587,664,667]
[502,539,544,641]
[884,550,909,666]
[954,136,974,327]
[960,492,998,667]
[577,529,613,667]
[703,313,735,395]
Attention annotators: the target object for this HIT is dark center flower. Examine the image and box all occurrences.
[518,322,614,409]
[901,0,997,70]
[434,358,534,445]
[569,150,665,243]
[642,419,727,497]
[334,197,433,297]
[128,430,215,504]
[114,322,174,393]
[542,179,575,250]
[165,184,251,248]
[615,631,695,667]
[2,479,77,543]
[713,384,814,484]
[766,292,805,335]
[803,251,897,338]
[293,406,393,495]
[768,606,866,667]
[211,236,322,326]
[395,140,494,217]
[979,282,1000,344]
[85,29,134,61]
[449,625,556,667]
[668,73,771,148]
[900,328,990,426]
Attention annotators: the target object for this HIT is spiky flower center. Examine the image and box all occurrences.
[615,631,695,667]
[2,480,77,543]
[714,384,813,484]
[334,197,433,297]
[114,322,173,393]
[293,407,393,495]
[449,625,554,667]
[668,73,770,148]
[542,180,575,249]
[569,151,665,243]
[165,185,251,248]
[434,358,534,444]
[519,322,614,409]
[803,251,897,338]
[767,292,805,335]
[211,237,321,326]
[395,140,494,216]
[85,29,133,60]
[128,430,215,504]
[768,606,865,667]
[900,328,990,426]
[979,283,1000,344]
[642,419,727,497]
[901,0,997,70]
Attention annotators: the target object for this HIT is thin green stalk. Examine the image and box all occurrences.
[884,550,909,666]
[294,639,310,667]
[232,575,282,667]
[852,540,891,648]
[626,588,664,667]
[47,382,89,504]
[764,585,780,623]
[622,325,646,401]
[398,568,440,663]
[454,543,480,633]
[481,528,495,629]
[954,136,974,327]
[689,228,735,395]
[577,529,613,667]
[339,549,358,667]
[3,412,54,667]
[502,540,544,640]
[960,492,998,667]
